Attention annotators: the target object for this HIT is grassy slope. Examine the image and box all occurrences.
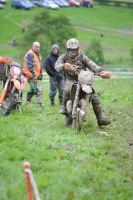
[0,2,133,200]
[0,78,133,199]
[0,2,133,64]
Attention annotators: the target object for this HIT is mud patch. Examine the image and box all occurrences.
[75,25,133,37]
[53,142,75,151]
[117,28,133,36]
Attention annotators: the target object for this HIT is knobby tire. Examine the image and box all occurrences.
[1,92,15,116]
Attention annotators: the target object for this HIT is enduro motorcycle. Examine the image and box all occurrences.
[0,62,27,116]
[64,69,95,131]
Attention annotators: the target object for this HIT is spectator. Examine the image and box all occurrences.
[21,24,25,32]
[45,44,65,106]
[23,41,44,107]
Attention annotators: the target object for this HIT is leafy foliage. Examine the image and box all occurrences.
[84,39,105,65]
[18,10,76,59]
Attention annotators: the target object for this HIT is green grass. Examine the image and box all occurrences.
[0,78,133,199]
[0,3,133,199]
[0,1,133,65]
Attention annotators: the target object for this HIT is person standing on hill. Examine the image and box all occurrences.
[23,41,44,107]
[21,24,25,32]
[45,44,65,106]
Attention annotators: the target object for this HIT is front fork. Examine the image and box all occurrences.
[72,81,81,119]
[11,84,22,113]
[11,85,22,103]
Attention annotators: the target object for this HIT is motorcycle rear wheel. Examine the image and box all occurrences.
[1,92,15,116]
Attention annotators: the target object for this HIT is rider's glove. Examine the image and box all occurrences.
[100,71,112,79]
[64,62,78,73]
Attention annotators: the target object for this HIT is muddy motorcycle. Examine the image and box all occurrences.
[0,62,27,116]
[64,70,96,131]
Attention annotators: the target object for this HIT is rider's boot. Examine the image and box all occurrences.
[64,115,72,126]
[91,93,111,126]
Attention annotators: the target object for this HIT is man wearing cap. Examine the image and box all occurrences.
[45,44,65,106]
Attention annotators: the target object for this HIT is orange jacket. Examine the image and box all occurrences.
[23,49,42,78]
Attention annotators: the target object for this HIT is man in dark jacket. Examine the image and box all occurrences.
[45,44,65,106]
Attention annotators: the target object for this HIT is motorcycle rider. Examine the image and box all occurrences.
[55,38,111,126]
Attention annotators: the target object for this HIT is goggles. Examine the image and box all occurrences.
[67,48,78,53]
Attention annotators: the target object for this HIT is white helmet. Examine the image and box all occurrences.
[66,38,80,59]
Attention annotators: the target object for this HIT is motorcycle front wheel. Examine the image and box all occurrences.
[1,92,15,116]
[72,110,82,131]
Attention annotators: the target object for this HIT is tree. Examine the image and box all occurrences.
[84,39,105,65]
[18,10,76,60]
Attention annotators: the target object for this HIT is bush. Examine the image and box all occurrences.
[84,39,105,65]
[18,10,76,59]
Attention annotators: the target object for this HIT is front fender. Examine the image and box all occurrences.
[82,85,92,94]
[11,78,28,90]
[11,79,21,90]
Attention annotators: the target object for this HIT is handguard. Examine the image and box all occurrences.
[0,57,11,66]
[100,71,112,79]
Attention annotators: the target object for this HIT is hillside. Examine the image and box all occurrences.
[0,1,133,67]
[0,1,133,199]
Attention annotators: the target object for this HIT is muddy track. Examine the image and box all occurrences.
[75,25,133,37]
